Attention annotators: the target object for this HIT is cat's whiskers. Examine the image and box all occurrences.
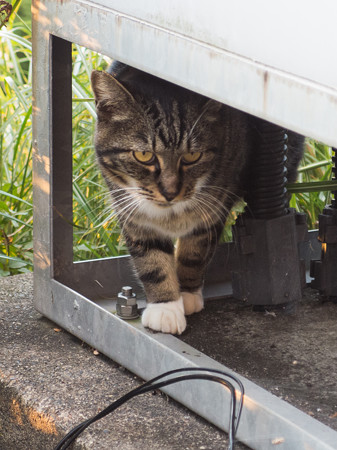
[119,198,145,233]
[191,190,231,256]
[111,196,140,219]
[189,197,216,257]
[77,191,112,217]
[202,185,241,203]
[195,191,229,222]
[194,202,214,240]
[88,186,141,203]
[94,189,142,227]
[110,187,147,207]
[83,187,143,220]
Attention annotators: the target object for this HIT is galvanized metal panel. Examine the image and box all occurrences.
[32,0,53,292]
[31,278,337,450]
[34,0,337,146]
[91,0,337,91]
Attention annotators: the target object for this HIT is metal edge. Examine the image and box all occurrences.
[32,277,337,450]
[62,230,321,300]
[38,0,337,147]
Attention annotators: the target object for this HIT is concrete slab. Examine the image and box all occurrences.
[181,289,337,433]
[2,273,337,449]
[0,274,247,449]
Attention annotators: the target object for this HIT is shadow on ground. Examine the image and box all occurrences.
[180,288,337,431]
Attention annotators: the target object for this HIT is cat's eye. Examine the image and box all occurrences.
[181,152,202,165]
[133,151,156,165]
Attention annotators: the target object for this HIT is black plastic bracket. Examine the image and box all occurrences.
[310,205,337,298]
[231,120,307,307]
[232,209,307,306]
[310,149,337,299]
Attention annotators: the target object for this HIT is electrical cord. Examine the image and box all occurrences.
[54,367,245,450]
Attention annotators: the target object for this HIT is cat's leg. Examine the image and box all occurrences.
[176,222,223,315]
[125,233,186,334]
[180,289,204,316]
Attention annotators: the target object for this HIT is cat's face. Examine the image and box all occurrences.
[91,70,226,218]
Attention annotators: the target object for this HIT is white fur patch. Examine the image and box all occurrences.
[142,296,186,335]
[139,198,190,220]
[182,289,204,316]
[137,199,196,239]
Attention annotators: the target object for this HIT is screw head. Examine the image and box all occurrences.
[122,286,133,296]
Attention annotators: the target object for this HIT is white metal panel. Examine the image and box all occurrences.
[89,0,337,90]
[43,0,337,146]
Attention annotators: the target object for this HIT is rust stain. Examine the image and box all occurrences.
[10,398,58,435]
[263,70,269,112]
[27,409,58,435]
[11,399,24,426]
[264,70,269,86]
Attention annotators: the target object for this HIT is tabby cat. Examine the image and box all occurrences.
[91,63,303,335]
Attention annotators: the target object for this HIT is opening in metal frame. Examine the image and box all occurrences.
[32,13,337,449]
[50,36,73,283]
[48,36,131,300]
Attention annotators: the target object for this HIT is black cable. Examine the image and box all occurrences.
[58,375,236,449]
[55,368,243,449]
[146,367,245,436]
[54,367,245,450]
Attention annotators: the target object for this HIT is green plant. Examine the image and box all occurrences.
[0,21,128,275]
[1,10,336,276]
[71,44,128,260]
[0,20,33,275]
[289,140,335,229]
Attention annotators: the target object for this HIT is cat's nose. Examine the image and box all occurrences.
[158,175,181,202]
[162,190,178,202]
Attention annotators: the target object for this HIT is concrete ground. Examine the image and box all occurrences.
[2,273,337,449]
[0,274,247,450]
[181,288,337,433]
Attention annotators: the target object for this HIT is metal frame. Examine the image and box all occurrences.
[32,1,337,448]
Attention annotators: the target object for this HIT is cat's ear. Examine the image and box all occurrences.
[202,99,223,122]
[189,99,223,134]
[91,70,136,118]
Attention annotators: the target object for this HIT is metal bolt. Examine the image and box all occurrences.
[116,286,139,320]
[122,286,133,297]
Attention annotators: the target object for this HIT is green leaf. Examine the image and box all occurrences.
[8,259,28,269]
[287,180,337,193]
[0,254,32,266]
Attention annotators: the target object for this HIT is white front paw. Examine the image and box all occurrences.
[182,289,204,315]
[142,296,186,335]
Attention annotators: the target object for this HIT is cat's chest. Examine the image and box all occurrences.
[135,203,202,238]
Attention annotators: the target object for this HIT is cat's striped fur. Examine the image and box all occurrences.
[91,63,303,334]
